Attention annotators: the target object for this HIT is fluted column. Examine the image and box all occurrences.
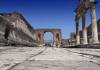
[82,14,88,44]
[90,4,99,43]
[76,20,80,45]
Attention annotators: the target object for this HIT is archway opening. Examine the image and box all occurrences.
[44,32,53,46]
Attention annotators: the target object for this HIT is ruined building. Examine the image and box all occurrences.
[69,0,100,46]
[70,19,100,45]
[36,29,62,46]
[0,11,37,46]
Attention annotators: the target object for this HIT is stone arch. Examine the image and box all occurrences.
[36,29,62,45]
[43,31,54,44]
[43,30,54,36]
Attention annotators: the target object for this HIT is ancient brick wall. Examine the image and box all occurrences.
[0,12,37,46]
[70,32,76,41]
[70,32,76,45]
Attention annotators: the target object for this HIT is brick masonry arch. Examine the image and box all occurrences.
[36,29,62,45]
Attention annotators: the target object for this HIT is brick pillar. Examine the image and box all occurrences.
[82,14,88,44]
[90,4,99,43]
[76,20,80,45]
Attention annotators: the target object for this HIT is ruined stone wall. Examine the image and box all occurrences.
[70,32,76,45]
[0,21,6,44]
[87,24,92,36]
[86,19,100,43]
[61,39,70,46]
[70,32,76,41]
[0,12,37,46]
[97,19,100,41]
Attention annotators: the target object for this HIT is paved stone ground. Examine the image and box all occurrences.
[9,47,100,70]
[0,46,46,70]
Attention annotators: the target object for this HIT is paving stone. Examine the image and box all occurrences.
[0,46,45,70]
[11,47,100,70]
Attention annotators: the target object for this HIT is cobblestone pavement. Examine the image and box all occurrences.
[10,47,100,70]
[0,46,46,70]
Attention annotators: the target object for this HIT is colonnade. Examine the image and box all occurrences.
[75,4,99,45]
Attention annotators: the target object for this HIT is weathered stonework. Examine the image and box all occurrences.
[73,0,99,45]
[0,12,37,46]
[70,19,100,45]
[70,32,76,46]
[36,29,62,45]
[61,39,70,46]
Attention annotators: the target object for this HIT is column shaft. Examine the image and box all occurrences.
[76,20,80,45]
[90,5,99,43]
[82,14,88,44]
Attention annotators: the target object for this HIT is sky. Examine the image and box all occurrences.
[0,0,100,40]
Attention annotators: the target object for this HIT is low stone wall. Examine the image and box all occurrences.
[0,12,37,46]
[64,44,100,49]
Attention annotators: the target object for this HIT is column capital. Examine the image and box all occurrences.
[75,13,80,21]
[90,2,97,9]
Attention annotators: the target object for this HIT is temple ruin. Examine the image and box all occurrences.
[69,0,100,46]
[0,0,100,48]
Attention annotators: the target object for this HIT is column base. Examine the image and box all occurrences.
[92,41,100,44]
[75,43,80,45]
[83,42,88,45]
[76,35,80,45]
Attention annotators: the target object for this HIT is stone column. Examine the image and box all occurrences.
[90,4,99,43]
[82,14,88,44]
[76,20,80,45]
